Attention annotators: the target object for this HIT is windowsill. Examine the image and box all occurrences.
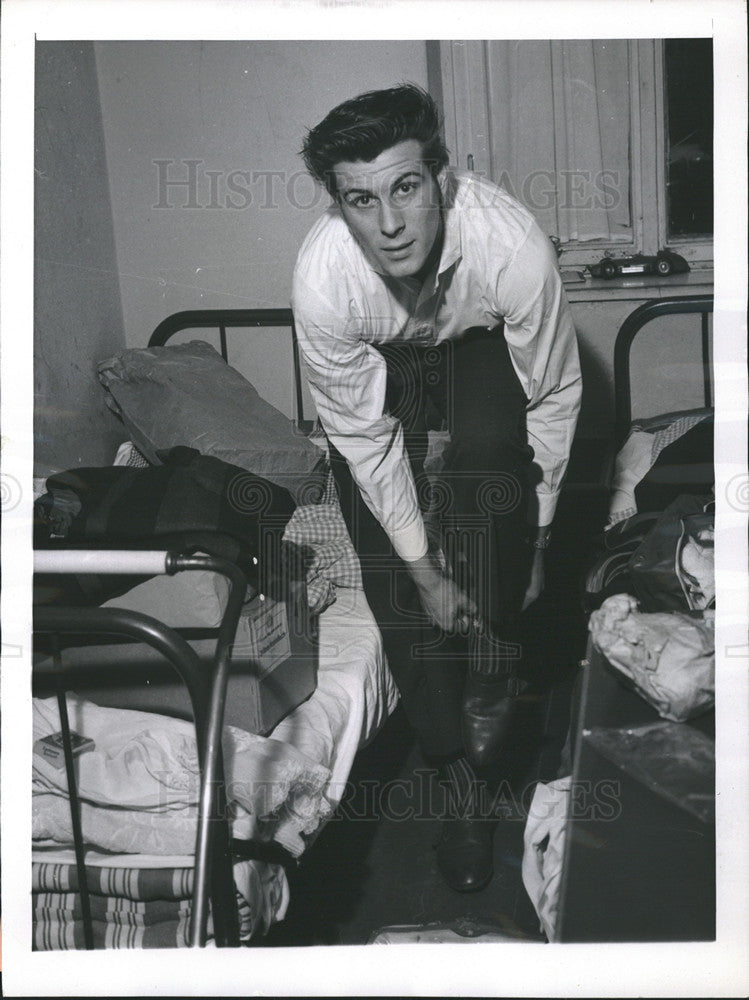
[561,267,714,304]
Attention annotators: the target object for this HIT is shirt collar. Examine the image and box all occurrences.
[409,172,463,295]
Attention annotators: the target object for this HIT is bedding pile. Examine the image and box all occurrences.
[32,587,397,947]
[607,407,713,525]
[33,856,285,949]
[98,339,328,504]
[33,695,332,857]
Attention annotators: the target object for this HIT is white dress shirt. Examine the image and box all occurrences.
[292,170,582,563]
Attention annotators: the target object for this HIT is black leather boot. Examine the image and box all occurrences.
[435,758,494,893]
[461,670,526,768]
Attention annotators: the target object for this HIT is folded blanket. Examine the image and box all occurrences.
[32,857,288,947]
[34,894,194,950]
[98,340,328,506]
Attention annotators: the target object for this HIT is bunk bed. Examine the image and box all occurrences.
[31,309,399,949]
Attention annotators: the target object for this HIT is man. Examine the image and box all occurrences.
[293,85,581,892]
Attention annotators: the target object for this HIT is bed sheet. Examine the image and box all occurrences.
[258,585,399,854]
[33,588,395,857]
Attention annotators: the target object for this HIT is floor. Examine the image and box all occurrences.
[263,473,609,948]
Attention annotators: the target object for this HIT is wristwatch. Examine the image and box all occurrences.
[529,528,552,550]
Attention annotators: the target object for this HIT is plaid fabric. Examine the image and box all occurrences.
[608,504,638,527]
[650,411,712,464]
[113,440,151,469]
[318,465,339,505]
[126,445,150,469]
[609,409,713,526]
[282,480,362,613]
[32,862,256,949]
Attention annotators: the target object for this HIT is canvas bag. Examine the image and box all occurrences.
[629,494,715,612]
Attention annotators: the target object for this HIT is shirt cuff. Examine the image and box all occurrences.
[534,490,562,528]
[390,518,429,563]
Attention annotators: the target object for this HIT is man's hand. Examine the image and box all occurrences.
[408,551,477,632]
[522,548,545,610]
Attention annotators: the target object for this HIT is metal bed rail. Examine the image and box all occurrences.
[148,308,314,434]
[34,546,248,948]
[614,294,714,446]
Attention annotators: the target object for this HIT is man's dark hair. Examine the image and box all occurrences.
[301,84,450,196]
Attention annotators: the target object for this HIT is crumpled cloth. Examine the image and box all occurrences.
[680,524,715,609]
[282,495,362,614]
[589,593,715,721]
[113,440,359,617]
[33,694,332,857]
[608,409,713,526]
[521,776,571,942]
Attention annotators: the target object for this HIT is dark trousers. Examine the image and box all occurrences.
[328,327,534,763]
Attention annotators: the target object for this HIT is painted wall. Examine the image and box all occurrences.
[93,40,429,417]
[34,42,126,476]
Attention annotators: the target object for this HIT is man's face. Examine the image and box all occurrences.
[333,139,443,280]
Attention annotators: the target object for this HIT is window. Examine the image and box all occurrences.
[664,39,713,239]
[432,38,714,268]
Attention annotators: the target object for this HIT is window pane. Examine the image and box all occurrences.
[665,39,713,238]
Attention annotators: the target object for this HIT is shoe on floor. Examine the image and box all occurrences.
[435,816,495,893]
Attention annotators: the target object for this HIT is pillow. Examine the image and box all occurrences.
[101,568,229,627]
[98,340,326,504]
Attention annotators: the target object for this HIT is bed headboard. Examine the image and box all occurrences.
[614,294,714,445]
[148,308,313,434]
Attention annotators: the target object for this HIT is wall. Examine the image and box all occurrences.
[34,42,126,476]
[93,41,429,418]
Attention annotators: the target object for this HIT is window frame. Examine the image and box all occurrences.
[433,38,714,270]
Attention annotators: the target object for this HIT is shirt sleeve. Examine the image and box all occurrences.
[495,222,582,527]
[292,273,429,562]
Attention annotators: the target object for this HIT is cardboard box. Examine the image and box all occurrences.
[33,571,317,736]
[33,731,96,769]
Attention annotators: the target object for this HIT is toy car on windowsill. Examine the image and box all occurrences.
[587,249,690,280]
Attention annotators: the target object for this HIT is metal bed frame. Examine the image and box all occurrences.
[149,308,314,434]
[33,306,314,951]
[614,294,714,445]
[34,544,248,948]
[149,298,714,449]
